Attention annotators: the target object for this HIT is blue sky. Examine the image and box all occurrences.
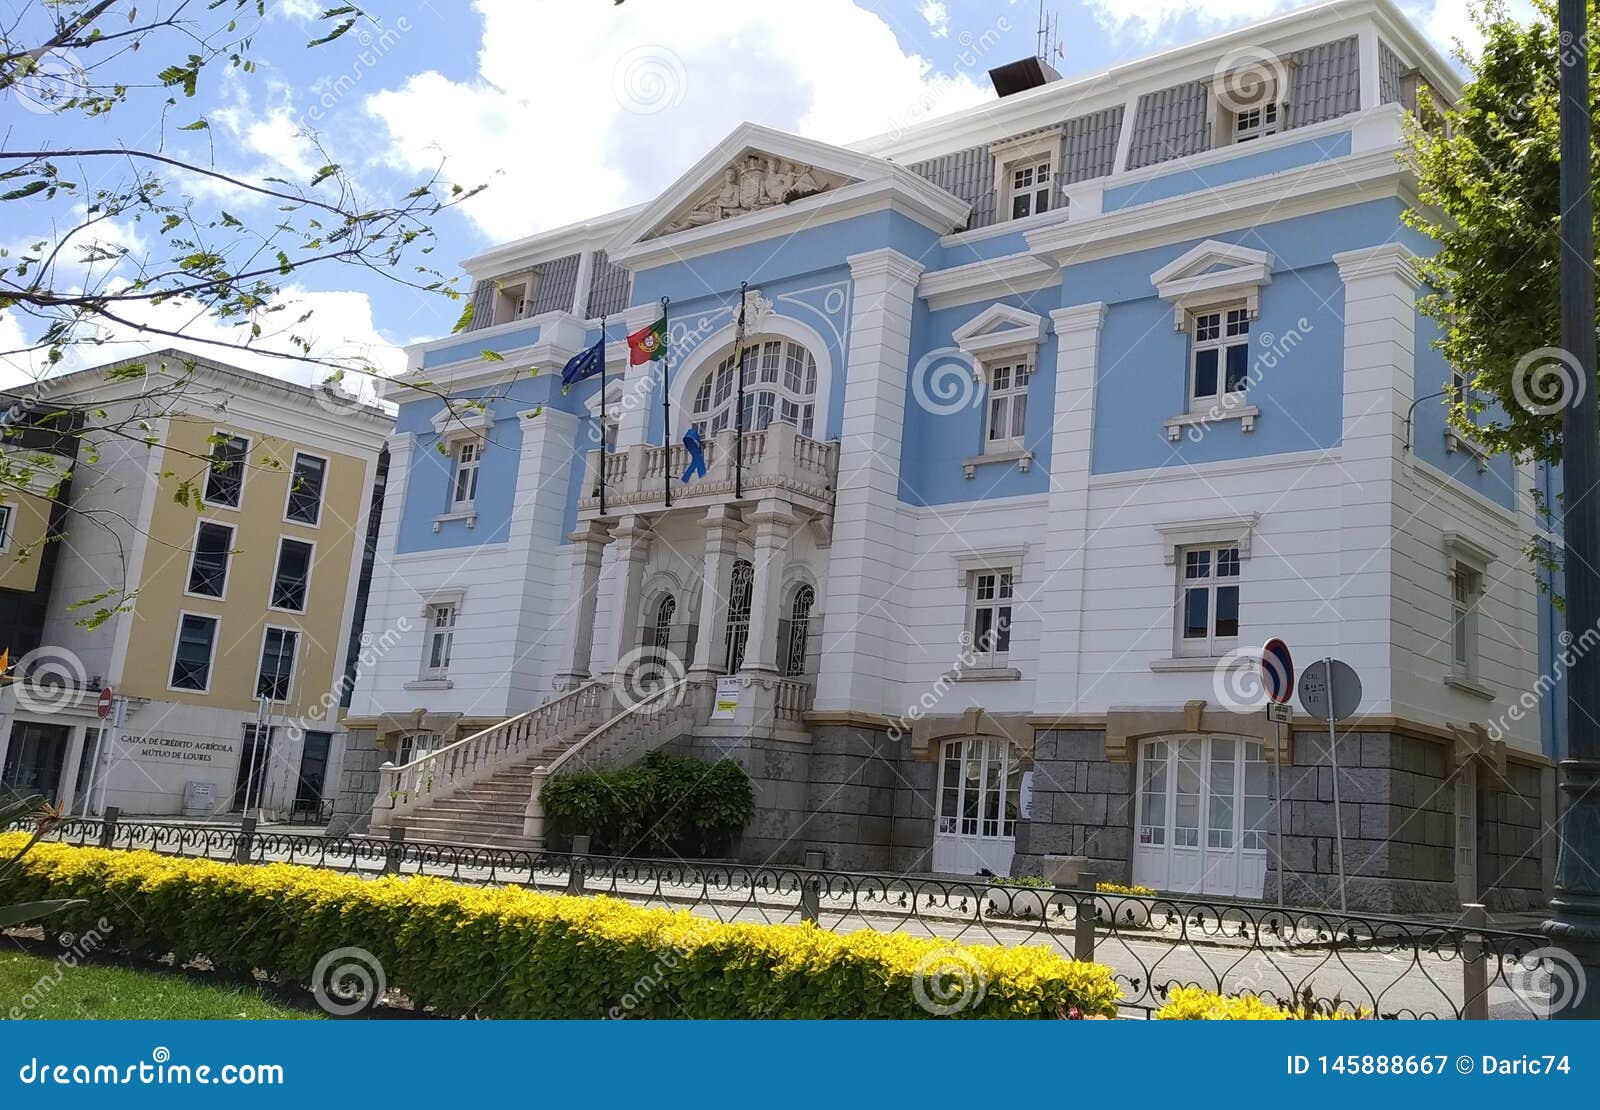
[0,0,1483,389]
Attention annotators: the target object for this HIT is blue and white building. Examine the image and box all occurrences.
[339,0,1557,912]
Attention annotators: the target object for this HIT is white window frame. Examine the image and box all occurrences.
[450,438,481,509]
[269,535,316,614]
[201,431,250,511]
[0,502,13,554]
[981,355,1032,455]
[990,130,1061,224]
[494,273,538,325]
[1175,543,1243,659]
[952,305,1047,478]
[184,518,236,602]
[1188,305,1252,411]
[423,601,458,679]
[168,611,220,694]
[283,450,329,527]
[1210,63,1287,147]
[688,338,818,441]
[965,567,1016,671]
[1450,563,1480,680]
[1231,100,1281,144]
[255,625,300,702]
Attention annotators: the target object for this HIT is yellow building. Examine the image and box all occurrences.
[0,351,391,819]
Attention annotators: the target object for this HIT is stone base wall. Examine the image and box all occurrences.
[1012,728,1134,883]
[326,727,382,836]
[1477,759,1549,911]
[663,732,813,863]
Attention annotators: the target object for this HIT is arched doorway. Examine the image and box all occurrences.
[645,593,676,655]
[723,560,753,673]
[933,736,1025,875]
[780,583,815,677]
[1133,735,1270,898]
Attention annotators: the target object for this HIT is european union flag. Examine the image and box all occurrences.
[560,337,605,388]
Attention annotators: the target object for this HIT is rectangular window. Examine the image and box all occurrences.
[968,569,1014,668]
[1452,565,1480,676]
[186,521,234,598]
[0,503,13,552]
[1178,545,1241,656]
[984,360,1030,452]
[256,627,299,701]
[285,453,327,525]
[451,440,480,507]
[204,433,249,508]
[425,603,457,676]
[271,537,314,611]
[1233,101,1279,143]
[1009,159,1052,219]
[170,613,219,691]
[1190,308,1250,409]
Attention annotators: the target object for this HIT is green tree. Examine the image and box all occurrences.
[1405,0,1596,466]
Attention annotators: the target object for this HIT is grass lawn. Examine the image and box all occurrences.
[0,948,324,1020]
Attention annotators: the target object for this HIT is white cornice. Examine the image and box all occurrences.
[1050,302,1108,335]
[919,254,1059,311]
[1333,241,1422,287]
[846,247,925,286]
[461,207,644,279]
[952,303,1047,357]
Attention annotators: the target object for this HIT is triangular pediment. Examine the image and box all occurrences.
[646,149,857,240]
[1150,239,1274,292]
[952,303,1046,355]
[607,123,969,265]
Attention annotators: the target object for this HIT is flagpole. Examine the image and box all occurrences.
[734,281,747,500]
[660,296,672,509]
[599,316,608,517]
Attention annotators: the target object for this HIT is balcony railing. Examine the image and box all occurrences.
[579,423,839,517]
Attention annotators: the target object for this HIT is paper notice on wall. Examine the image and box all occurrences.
[711,677,741,720]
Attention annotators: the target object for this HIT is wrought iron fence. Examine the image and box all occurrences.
[27,811,1562,1020]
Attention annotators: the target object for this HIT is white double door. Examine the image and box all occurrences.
[932,737,1022,876]
[1133,735,1270,900]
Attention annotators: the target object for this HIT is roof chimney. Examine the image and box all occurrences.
[988,56,1061,98]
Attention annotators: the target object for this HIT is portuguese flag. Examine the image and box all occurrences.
[627,316,667,365]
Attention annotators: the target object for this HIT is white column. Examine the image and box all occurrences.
[739,498,793,675]
[571,250,597,318]
[508,406,580,709]
[1035,302,1107,713]
[814,248,924,714]
[554,520,611,687]
[1357,28,1382,112]
[689,504,743,679]
[600,514,652,676]
[1333,243,1420,713]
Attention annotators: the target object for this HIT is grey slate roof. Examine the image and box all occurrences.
[1060,105,1125,184]
[1286,36,1360,129]
[1378,39,1406,104]
[528,252,581,316]
[1125,80,1212,171]
[585,251,632,319]
[906,143,996,230]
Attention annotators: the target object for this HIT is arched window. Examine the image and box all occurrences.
[648,594,676,655]
[781,584,815,677]
[723,560,754,673]
[690,338,818,440]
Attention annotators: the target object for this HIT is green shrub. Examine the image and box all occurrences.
[0,836,1122,1019]
[541,750,754,857]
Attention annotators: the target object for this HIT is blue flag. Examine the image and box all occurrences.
[680,426,708,483]
[560,337,605,388]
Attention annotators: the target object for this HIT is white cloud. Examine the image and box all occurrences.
[921,1,952,38]
[363,0,992,240]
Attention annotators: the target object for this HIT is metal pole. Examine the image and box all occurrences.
[660,296,672,509]
[1546,0,1600,1018]
[734,281,747,500]
[243,695,267,819]
[599,317,608,517]
[1274,717,1285,908]
[93,697,123,818]
[1325,657,1347,913]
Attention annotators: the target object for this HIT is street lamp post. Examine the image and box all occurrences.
[1546,0,1600,1018]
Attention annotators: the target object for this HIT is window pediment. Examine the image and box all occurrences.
[1151,240,1274,329]
[1154,513,1259,565]
[952,303,1047,358]
[431,405,492,442]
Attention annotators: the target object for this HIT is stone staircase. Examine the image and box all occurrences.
[370,677,714,850]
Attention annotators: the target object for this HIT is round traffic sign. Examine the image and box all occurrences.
[1297,659,1362,723]
[96,686,114,720]
[1261,638,1294,704]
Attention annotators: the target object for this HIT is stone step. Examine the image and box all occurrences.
[424,799,526,818]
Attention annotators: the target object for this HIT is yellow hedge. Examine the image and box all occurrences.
[0,835,1121,1019]
[1156,985,1365,1020]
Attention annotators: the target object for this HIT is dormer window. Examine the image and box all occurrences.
[1009,158,1052,219]
[493,274,538,325]
[1232,102,1279,143]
